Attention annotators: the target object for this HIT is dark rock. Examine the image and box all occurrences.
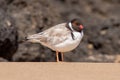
[0,57,8,62]
[0,9,18,61]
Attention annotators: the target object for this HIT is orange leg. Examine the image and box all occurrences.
[56,51,59,62]
[61,52,64,61]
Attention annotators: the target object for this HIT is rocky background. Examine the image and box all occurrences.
[0,0,120,62]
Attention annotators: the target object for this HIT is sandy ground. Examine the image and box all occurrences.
[0,63,119,80]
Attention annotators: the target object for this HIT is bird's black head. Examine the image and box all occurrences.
[70,18,84,32]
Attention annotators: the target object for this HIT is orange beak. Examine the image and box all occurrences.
[79,25,84,30]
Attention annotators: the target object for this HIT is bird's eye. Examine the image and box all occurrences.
[75,23,80,26]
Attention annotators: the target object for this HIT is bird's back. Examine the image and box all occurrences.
[27,23,71,50]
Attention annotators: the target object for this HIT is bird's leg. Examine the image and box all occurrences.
[61,52,64,61]
[56,51,59,62]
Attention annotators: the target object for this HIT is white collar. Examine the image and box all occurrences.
[68,22,74,31]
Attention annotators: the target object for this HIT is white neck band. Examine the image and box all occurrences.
[68,22,74,31]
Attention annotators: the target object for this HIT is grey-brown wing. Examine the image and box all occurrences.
[39,23,70,45]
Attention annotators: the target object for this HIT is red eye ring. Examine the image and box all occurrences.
[79,25,84,30]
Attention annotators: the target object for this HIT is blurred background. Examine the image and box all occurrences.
[0,0,120,62]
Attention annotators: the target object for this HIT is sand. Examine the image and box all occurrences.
[0,62,119,80]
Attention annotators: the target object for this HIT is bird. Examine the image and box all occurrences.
[26,19,84,62]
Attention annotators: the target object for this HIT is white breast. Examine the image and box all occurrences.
[53,31,83,52]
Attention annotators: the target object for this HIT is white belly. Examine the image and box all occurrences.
[53,31,83,52]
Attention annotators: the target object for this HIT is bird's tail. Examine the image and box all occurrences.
[23,33,42,43]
